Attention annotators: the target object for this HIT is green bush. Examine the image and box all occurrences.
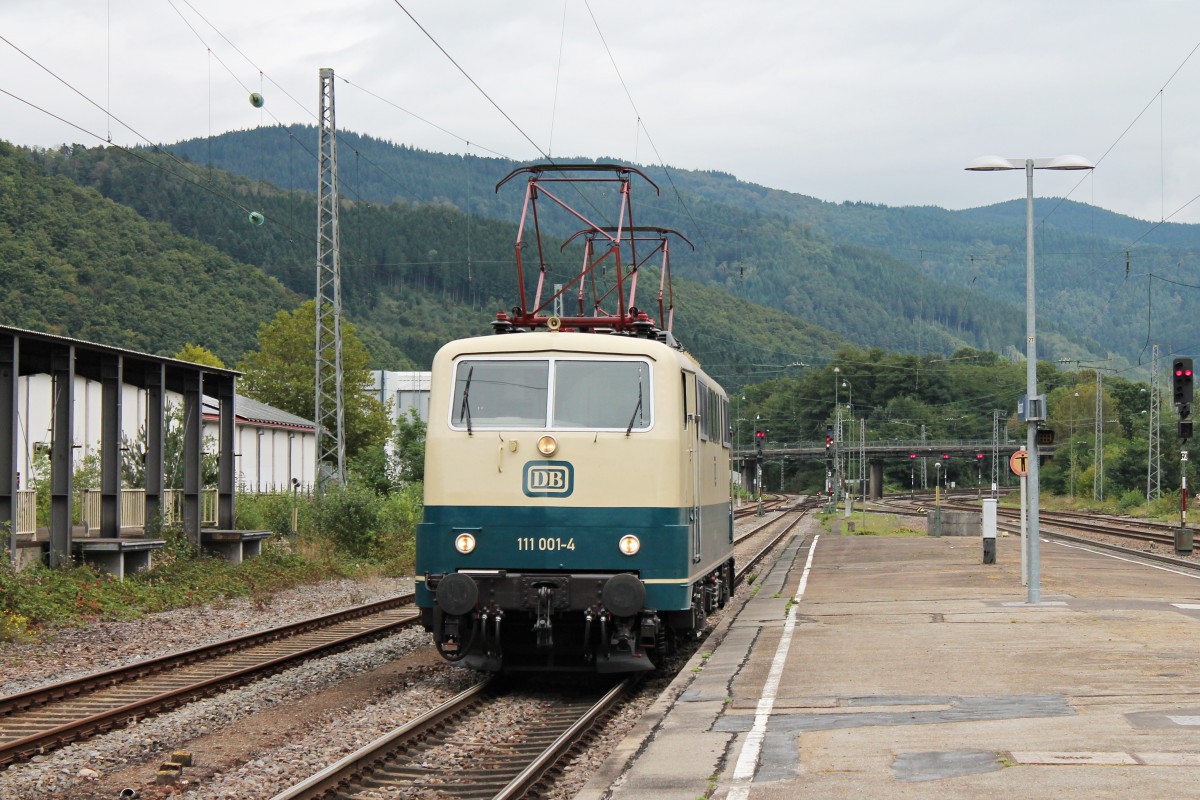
[1116,489,1144,512]
[235,492,301,537]
[2,477,425,634]
[374,482,422,571]
[310,481,382,558]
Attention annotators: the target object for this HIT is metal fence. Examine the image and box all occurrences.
[15,490,36,536]
[16,488,220,539]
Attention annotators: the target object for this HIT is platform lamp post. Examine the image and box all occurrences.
[966,154,1094,604]
[842,378,853,499]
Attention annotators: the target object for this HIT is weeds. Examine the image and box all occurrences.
[1,477,422,637]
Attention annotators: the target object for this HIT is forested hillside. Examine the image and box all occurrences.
[0,142,297,363]
[12,143,848,385]
[166,127,1102,362]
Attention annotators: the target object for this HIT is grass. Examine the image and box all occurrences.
[0,532,405,638]
[0,484,422,641]
[822,510,925,537]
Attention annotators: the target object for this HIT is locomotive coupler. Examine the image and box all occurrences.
[533,584,555,648]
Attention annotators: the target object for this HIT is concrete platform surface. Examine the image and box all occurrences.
[576,522,1200,799]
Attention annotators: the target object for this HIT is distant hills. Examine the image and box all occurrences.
[3,141,845,386]
[6,126,1195,389]
[170,126,1200,368]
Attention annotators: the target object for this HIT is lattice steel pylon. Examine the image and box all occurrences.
[1148,345,1162,501]
[315,67,346,491]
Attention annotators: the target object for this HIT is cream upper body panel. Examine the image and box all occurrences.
[424,332,727,509]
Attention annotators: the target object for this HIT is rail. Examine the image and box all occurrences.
[0,594,417,771]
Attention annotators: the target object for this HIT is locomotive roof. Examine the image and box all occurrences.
[433,332,724,392]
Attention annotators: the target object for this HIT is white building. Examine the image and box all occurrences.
[371,370,431,424]
[202,394,316,492]
[16,374,315,493]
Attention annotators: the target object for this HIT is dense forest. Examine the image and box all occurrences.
[740,346,1179,500]
[166,127,1109,363]
[169,126,1200,368]
[1,131,1188,502]
[0,142,296,363]
[6,142,847,386]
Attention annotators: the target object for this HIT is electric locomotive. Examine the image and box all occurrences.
[415,164,735,672]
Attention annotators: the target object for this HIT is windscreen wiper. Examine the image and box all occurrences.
[459,366,474,435]
[625,372,644,436]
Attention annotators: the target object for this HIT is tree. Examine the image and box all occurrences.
[174,343,225,368]
[121,403,218,489]
[237,301,391,459]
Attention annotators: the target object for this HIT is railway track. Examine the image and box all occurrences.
[733,493,786,518]
[273,498,819,800]
[0,594,418,771]
[734,495,820,584]
[270,676,629,800]
[880,494,1195,559]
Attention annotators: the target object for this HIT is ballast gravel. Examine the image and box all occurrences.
[0,513,781,800]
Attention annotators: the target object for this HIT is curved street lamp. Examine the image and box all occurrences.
[965,154,1094,605]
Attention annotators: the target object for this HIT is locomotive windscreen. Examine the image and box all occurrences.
[450,357,652,431]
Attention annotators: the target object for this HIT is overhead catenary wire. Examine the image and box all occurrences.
[580,0,712,255]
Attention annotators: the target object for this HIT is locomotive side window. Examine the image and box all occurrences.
[721,395,731,447]
[681,374,688,428]
[451,359,548,428]
[553,360,651,430]
[697,379,709,441]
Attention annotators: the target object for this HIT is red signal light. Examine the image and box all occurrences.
[909,453,916,459]
[942,454,950,460]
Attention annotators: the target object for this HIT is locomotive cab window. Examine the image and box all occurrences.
[450,357,652,431]
[451,359,549,428]
[553,360,650,430]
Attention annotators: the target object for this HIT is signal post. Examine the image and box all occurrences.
[1174,359,1194,555]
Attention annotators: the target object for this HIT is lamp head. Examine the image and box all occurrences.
[1042,154,1094,170]
[965,155,1020,171]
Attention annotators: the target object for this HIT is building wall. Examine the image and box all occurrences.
[17,374,315,492]
[372,370,431,424]
[234,425,315,492]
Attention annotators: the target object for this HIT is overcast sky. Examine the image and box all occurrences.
[5,0,1200,224]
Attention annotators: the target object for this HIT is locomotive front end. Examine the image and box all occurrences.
[416,333,727,673]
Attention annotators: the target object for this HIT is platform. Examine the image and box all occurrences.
[579,521,1200,799]
[71,537,165,580]
[200,529,271,564]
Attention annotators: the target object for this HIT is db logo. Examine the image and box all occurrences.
[523,461,574,498]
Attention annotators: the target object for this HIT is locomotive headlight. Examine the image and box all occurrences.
[537,434,558,456]
[618,534,640,556]
[454,533,477,554]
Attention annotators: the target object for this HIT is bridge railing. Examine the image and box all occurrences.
[734,439,1021,455]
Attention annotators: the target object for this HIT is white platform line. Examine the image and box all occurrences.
[1050,539,1200,580]
[725,534,819,800]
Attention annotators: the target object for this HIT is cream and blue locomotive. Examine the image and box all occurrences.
[416,329,734,672]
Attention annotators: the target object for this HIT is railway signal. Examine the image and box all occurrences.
[1174,358,1194,406]
[755,429,765,457]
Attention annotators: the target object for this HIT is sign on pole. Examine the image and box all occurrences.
[1009,449,1030,477]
